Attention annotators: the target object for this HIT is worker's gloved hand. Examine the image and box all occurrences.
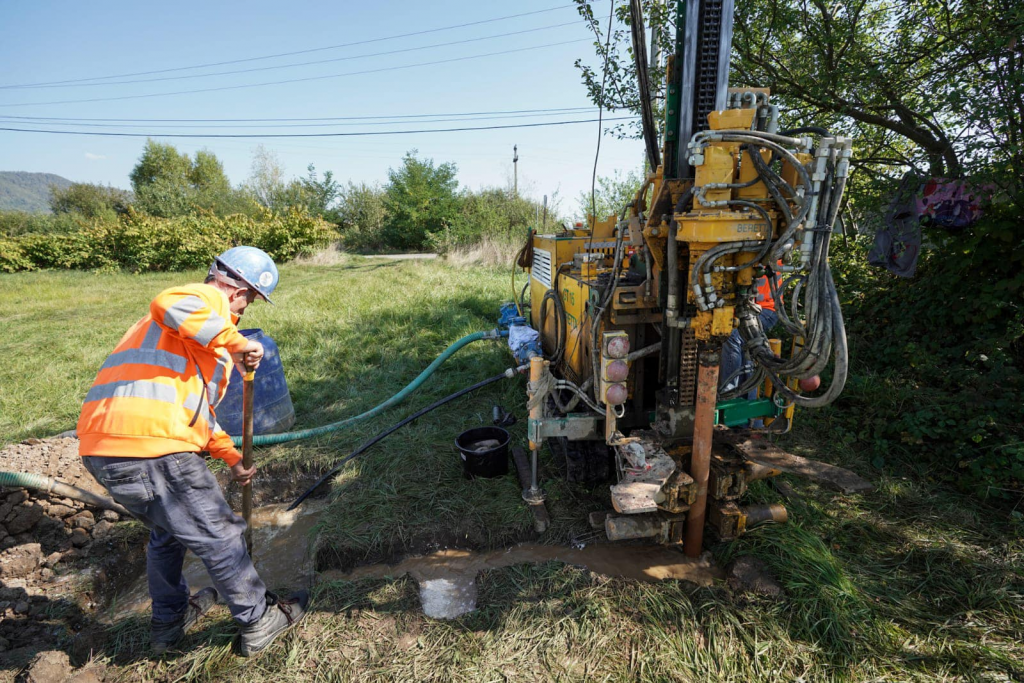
[231,461,257,486]
[232,340,265,372]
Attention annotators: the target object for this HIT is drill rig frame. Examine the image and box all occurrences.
[510,0,861,555]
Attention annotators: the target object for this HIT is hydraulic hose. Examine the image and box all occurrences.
[288,365,524,510]
[0,471,129,515]
[232,330,502,448]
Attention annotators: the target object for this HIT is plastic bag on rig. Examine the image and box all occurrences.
[508,324,541,364]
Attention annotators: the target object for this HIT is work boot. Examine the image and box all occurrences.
[151,587,218,655]
[238,590,309,657]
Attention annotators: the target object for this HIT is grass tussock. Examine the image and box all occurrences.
[1,262,1022,681]
[443,234,523,268]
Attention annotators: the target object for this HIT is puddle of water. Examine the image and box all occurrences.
[334,543,723,586]
[327,542,722,620]
[105,501,323,621]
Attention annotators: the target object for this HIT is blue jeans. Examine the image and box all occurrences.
[720,309,779,399]
[83,452,267,626]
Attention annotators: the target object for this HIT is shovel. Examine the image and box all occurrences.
[242,364,255,556]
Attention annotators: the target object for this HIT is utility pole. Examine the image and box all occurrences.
[513,144,519,197]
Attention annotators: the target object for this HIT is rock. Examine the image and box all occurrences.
[40,568,54,581]
[43,552,62,568]
[6,504,44,535]
[0,502,13,521]
[21,438,43,446]
[16,649,72,683]
[99,509,119,522]
[725,556,785,599]
[0,543,44,579]
[13,600,30,614]
[69,529,90,548]
[6,490,28,506]
[46,505,76,519]
[90,520,114,539]
[0,536,16,551]
[69,511,94,531]
[0,635,9,652]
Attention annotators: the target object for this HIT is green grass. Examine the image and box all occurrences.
[2,258,1022,681]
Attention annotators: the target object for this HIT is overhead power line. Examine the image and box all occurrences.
[0,106,596,123]
[0,38,590,108]
[0,116,636,138]
[0,109,599,130]
[0,4,575,89]
[9,21,581,90]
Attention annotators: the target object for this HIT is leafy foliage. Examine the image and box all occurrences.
[575,168,644,221]
[382,151,462,251]
[825,206,1024,498]
[130,140,254,218]
[50,182,132,218]
[0,208,337,274]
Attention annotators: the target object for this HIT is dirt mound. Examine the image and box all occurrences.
[0,437,106,498]
[0,438,145,669]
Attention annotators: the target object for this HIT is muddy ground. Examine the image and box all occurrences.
[0,437,321,680]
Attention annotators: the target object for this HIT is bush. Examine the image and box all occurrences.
[824,205,1024,499]
[0,207,337,274]
[50,183,132,218]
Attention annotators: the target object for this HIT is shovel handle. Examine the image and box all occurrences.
[242,367,255,556]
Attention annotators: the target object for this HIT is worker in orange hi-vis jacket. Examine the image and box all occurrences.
[78,246,308,657]
[720,266,781,401]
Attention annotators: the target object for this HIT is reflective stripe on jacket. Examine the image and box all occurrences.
[77,283,250,466]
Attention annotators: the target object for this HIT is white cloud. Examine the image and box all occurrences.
[84,152,107,160]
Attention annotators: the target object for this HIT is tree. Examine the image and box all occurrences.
[129,140,192,194]
[382,151,462,251]
[299,164,341,219]
[336,181,389,251]
[573,0,1024,205]
[49,183,132,218]
[130,141,242,217]
[575,168,644,222]
[245,145,286,209]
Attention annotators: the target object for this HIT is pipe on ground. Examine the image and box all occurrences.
[0,471,129,515]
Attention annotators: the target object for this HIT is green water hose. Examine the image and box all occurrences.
[0,471,129,515]
[232,329,503,448]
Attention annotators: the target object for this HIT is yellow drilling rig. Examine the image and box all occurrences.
[505,0,864,556]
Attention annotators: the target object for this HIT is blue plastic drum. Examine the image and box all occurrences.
[215,329,296,436]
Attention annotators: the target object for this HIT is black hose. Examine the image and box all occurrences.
[541,288,567,365]
[287,369,517,510]
[779,126,832,137]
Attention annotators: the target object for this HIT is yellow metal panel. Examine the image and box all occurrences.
[677,211,769,243]
[707,108,756,131]
[694,145,735,204]
[712,306,735,337]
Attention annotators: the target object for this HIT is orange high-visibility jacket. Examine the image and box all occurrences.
[78,283,250,466]
[755,274,776,311]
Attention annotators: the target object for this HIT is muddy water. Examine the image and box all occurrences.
[326,543,722,619]
[105,501,323,621]
[332,544,723,585]
[107,500,722,622]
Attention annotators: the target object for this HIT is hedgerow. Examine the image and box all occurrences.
[0,207,337,273]
[820,205,1024,499]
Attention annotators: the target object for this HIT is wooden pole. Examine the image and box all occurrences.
[242,367,255,556]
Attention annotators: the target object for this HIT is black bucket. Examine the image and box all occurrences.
[455,426,510,479]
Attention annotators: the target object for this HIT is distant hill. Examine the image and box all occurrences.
[0,172,74,213]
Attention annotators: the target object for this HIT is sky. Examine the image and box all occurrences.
[0,0,645,217]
